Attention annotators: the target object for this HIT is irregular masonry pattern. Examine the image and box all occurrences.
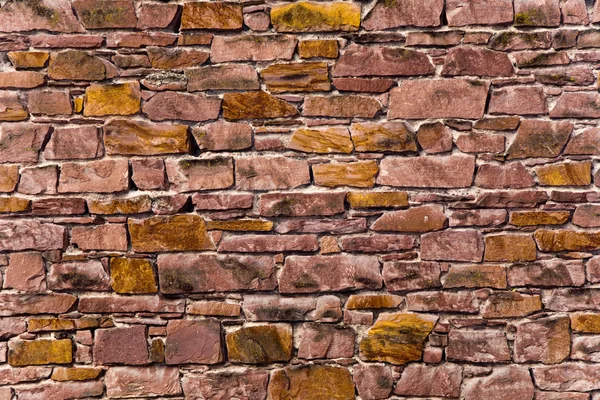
[5,0,600,398]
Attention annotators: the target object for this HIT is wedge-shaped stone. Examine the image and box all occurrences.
[332,44,434,77]
[165,158,234,192]
[288,127,353,153]
[389,79,489,119]
[0,0,84,33]
[565,128,600,155]
[362,0,443,30]
[104,119,189,155]
[360,313,437,364]
[262,62,330,93]
[210,35,297,63]
[110,258,157,294]
[83,82,140,117]
[222,91,298,120]
[157,253,276,294]
[280,255,381,293]
[506,120,572,159]
[8,339,72,366]
[268,365,355,400]
[181,2,243,30]
[350,122,418,153]
[550,92,600,118]
[313,161,378,188]
[226,324,292,363]
[128,215,215,252]
[378,155,475,188]
[536,161,591,186]
[271,1,360,32]
[535,229,600,252]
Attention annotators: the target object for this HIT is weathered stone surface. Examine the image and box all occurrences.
[268,365,354,400]
[456,132,505,154]
[8,339,72,366]
[565,128,600,155]
[0,365,51,385]
[536,161,592,186]
[463,366,534,400]
[243,295,342,322]
[341,234,415,253]
[383,261,441,291]
[105,366,182,398]
[0,220,65,251]
[299,39,339,58]
[489,86,547,115]
[83,82,140,117]
[73,0,137,29]
[207,219,273,232]
[280,255,381,293]
[165,319,222,364]
[372,205,447,232]
[360,313,437,364]
[182,371,268,400]
[514,316,571,364]
[236,156,310,190]
[535,65,595,86]
[533,364,600,392]
[186,65,260,92]
[210,35,297,63]
[363,0,444,30]
[346,294,403,310]
[3,252,45,292]
[94,325,148,365]
[535,229,600,252]
[515,51,570,67]
[226,324,292,363]
[514,0,561,26]
[509,260,585,287]
[442,46,514,77]
[484,234,537,262]
[137,3,178,29]
[44,126,102,160]
[193,120,252,151]
[313,161,378,188]
[181,2,242,30]
[271,1,360,32]
[333,44,433,77]
[450,209,508,227]
[260,192,345,217]
[0,123,50,162]
[109,257,157,294]
[417,122,453,154]
[443,265,507,289]
[378,155,475,188]
[506,120,572,159]
[550,92,600,118]
[482,292,542,318]
[157,253,275,294]
[262,62,330,93]
[446,0,514,25]
[0,0,84,33]
[389,79,489,119]
[298,323,355,359]
[394,364,463,398]
[288,127,353,153]
[222,91,298,120]
[48,260,110,291]
[27,317,113,333]
[334,77,394,93]
[421,229,484,262]
[143,92,220,122]
[510,210,571,226]
[353,364,393,400]
[571,313,600,332]
[350,122,417,153]
[303,95,382,118]
[48,50,117,81]
[104,119,189,156]
[147,47,209,70]
[129,215,214,252]
[166,158,233,192]
[407,291,478,313]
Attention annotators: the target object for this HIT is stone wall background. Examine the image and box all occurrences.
[1,0,600,398]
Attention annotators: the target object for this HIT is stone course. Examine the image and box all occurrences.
[1,0,600,398]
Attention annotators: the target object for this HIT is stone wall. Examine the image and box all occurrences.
[0,0,600,398]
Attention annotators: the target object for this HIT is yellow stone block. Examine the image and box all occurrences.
[73,97,84,113]
[8,339,72,366]
[313,161,379,188]
[299,40,339,58]
[0,196,29,213]
[128,214,215,252]
[536,161,591,186]
[509,211,571,226]
[288,127,353,153]
[571,313,600,333]
[28,317,114,332]
[83,82,140,117]
[206,219,274,232]
[226,324,292,363]
[52,367,102,381]
[346,294,402,310]
[110,257,158,294]
[7,51,50,68]
[359,313,436,364]
[88,196,152,215]
[271,1,361,32]
[346,191,409,208]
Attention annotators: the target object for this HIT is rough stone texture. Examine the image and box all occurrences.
[0,3,597,397]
